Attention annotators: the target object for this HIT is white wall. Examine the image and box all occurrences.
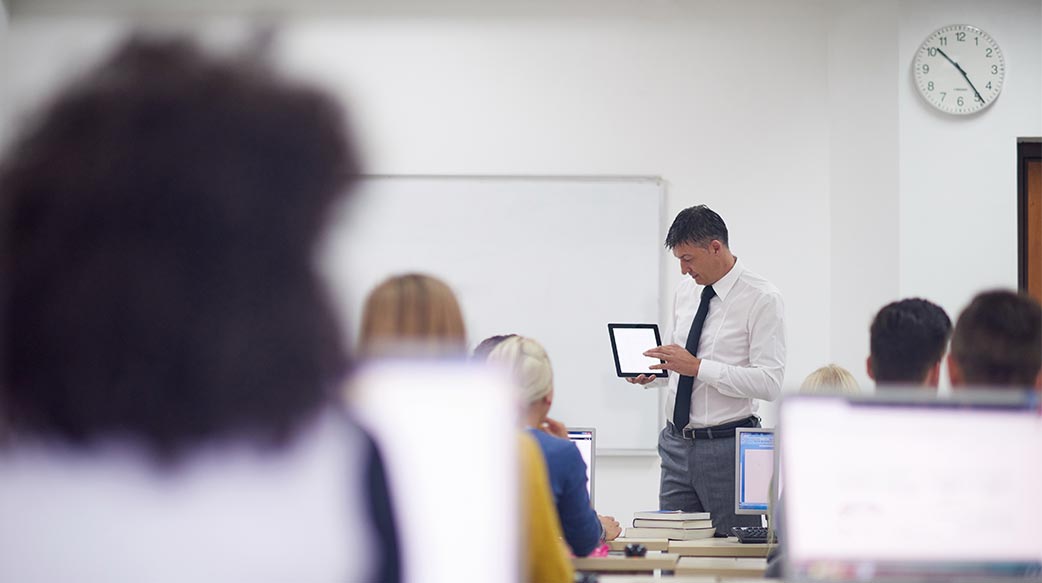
[898,0,1042,313]
[825,0,1042,390]
[1,0,1039,531]
[827,1,901,389]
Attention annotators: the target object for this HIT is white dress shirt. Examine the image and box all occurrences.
[663,258,786,428]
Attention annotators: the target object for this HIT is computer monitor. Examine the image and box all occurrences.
[734,427,775,516]
[780,390,1042,582]
[351,361,518,583]
[567,427,596,506]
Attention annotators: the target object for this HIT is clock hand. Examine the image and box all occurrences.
[935,47,986,105]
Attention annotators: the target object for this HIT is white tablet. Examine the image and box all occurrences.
[607,323,667,378]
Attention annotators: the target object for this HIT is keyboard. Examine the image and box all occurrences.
[731,526,773,544]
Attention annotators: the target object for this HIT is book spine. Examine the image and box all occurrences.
[631,519,713,529]
[633,512,711,521]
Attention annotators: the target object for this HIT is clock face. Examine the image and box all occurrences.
[913,24,1005,115]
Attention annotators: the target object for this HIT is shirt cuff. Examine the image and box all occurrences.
[697,358,723,385]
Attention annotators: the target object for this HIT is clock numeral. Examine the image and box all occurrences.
[956,32,966,42]
[986,81,993,90]
[927,47,938,57]
[939,36,948,46]
[992,64,999,75]
[921,64,930,74]
[927,81,934,91]
[957,96,965,106]
[975,36,979,46]
[986,48,993,58]
[975,93,983,102]
[940,92,947,102]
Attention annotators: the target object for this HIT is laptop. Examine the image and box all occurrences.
[567,427,596,506]
[779,390,1042,582]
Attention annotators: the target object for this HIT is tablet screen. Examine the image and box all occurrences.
[608,324,667,378]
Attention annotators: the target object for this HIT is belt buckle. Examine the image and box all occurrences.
[682,427,696,440]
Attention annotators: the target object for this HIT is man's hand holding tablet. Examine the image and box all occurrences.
[642,344,701,377]
[625,373,658,386]
[608,324,669,387]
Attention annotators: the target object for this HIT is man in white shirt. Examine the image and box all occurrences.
[630,205,785,535]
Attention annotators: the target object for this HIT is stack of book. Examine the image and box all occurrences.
[625,510,716,540]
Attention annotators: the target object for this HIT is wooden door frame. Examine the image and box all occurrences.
[1017,139,1041,295]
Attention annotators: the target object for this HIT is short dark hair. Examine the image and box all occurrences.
[869,298,952,383]
[664,205,729,249]
[950,290,1042,386]
[0,37,358,460]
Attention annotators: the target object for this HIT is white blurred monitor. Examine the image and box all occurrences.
[780,391,1042,582]
[350,361,519,583]
[735,427,775,516]
[567,427,595,506]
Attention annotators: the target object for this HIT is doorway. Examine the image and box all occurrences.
[1019,140,1042,304]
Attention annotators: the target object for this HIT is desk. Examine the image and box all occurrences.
[608,538,671,552]
[571,553,679,573]
[598,577,770,582]
[674,557,768,578]
[597,577,715,582]
[668,537,771,558]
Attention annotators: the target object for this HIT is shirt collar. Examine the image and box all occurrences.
[710,257,743,301]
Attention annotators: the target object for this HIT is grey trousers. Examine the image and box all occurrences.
[658,423,761,536]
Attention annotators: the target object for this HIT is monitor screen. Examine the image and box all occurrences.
[567,428,595,506]
[780,392,1042,581]
[735,428,775,516]
[351,361,519,583]
[607,324,666,378]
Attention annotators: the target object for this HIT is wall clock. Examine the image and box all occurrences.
[913,24,1005,115]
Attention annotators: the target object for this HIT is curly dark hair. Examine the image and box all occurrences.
[950,290,1042,387]
[0,36,359,460]
[869,298,952,384]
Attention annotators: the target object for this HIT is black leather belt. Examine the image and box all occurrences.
[669,415,759,440]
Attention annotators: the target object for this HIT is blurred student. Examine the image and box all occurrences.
[358,273,467,358]
[867,298,952,387]
[800,364,861,395]
[358,280,573,582]
[948,290,1042,389]
[485,335,622,556]
[0,36,397,581]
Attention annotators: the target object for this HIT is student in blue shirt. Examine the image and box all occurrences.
[483,335,621,556]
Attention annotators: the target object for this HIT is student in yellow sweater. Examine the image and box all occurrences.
[521,433,575,583]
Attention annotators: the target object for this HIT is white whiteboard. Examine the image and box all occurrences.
[320,176,663,451]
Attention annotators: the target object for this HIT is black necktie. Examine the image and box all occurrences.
[672,285,716,430]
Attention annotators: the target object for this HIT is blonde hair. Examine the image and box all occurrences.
[486,336,554,405]
[358,273,466,357]
[800,364,861,395]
